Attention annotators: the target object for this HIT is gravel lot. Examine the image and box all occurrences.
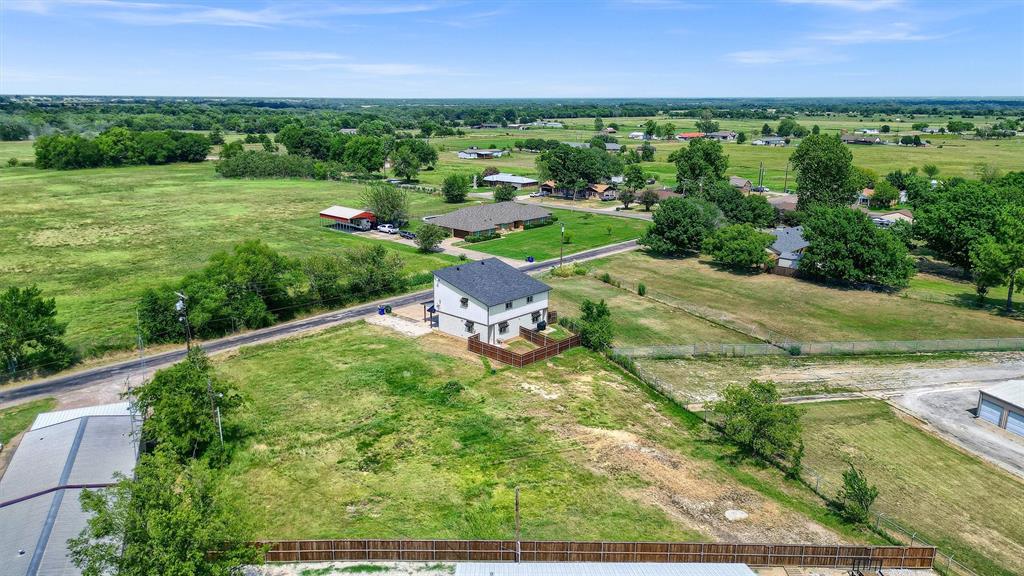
[894,385,1024,479]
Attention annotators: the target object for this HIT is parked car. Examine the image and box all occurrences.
[752,185,771,193]
[385,178,404,185]
[399,230,416,240]
[529,191,547,197]
[378,224,398,234]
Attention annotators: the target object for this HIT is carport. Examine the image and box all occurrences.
[320,206,376,231]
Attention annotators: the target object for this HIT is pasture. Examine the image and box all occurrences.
[458,209,648,262]
[0,161,467,357]
[797,400,1024,576]
[212,322,886,548]
[569,251,1024,343]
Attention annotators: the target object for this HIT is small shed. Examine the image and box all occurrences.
[320,206,376,231]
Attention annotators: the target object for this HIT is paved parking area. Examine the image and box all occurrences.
[894,385,1024,479]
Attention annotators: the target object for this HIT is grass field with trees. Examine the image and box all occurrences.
[0,161,466,357]
[562,251,1023,343]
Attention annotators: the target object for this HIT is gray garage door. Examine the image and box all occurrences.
[1006,410,1024,437]
[979,400,1003,425]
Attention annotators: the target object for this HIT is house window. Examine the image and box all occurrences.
[498,321,509,334]
[505,301,513,310]
[464,321,474,333]
[526,295,533,303]
[460,297,469,309]
[531,311,541,322]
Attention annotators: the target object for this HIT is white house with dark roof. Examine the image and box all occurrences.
[432,258,551,344]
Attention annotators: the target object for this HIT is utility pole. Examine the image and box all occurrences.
[175,291,192,351]
[514,486,521,563]
[782,161,790,194]
[559,224,565,268]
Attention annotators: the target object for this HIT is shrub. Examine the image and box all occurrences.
[414,223,448,252]
[637,283,646,296]
[710,380,803,463]
[836,464,879,524]
[562,232,573,244]
[441,173,470,203]
[599,272,613,284]
[465,231,501,243]
[577,299,614,351]
[7,157,17,167]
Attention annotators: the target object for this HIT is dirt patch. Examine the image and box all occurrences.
[26,222,157,247]
[566,425,844,544]
[366,313,432,337]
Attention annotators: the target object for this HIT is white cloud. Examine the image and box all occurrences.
[812,23,944,44]
[248,51,347,61]
[4,1,443,27]
[779,0,903,11]
[724,47,844,65]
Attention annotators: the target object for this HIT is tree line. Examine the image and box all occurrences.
[33,127,210,169]
[137,239,410,344]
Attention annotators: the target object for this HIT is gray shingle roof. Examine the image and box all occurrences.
[768,226,809,256]
[434,258,550,307]
[426,203,551,234]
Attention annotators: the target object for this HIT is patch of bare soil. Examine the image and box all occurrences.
[565,426,845,545]
[420,332,487,365]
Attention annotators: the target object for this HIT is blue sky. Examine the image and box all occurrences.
[2,0,1022,98]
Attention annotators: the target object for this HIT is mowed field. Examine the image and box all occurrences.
[213,322,868,546]
[570,251,1023,343]
[798,400,1024,576]
[547,274,756,347]
[460,209,647,262]
[0,157,468,356]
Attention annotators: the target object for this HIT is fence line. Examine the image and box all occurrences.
[469,325,580,367]
[614,337,1024,359]
[258,539,935,568]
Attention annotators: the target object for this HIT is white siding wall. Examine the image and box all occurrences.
[433,277,549,344]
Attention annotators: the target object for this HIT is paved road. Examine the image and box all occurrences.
[0,240,638,404]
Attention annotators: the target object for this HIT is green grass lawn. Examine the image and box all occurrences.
[214,323,702,542]
[547,274,756,346]
[0,398,56,444]
[460,209,647,262]
[798,400,1024,576]
[0,162,467,357]
[576,252,1023,342]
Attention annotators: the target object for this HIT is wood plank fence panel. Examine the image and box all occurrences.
[467,327,581,367]
[257,539,936,568]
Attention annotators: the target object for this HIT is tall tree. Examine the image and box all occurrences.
[442,173,470,203]
[701,224,774,270]
[0,285,75,375]
[671,138,728,193]
[493,184,517,202]
[361,182,410,224]
[800,207,916,289]
[695,110,719,133]
[970,204,1024,312]
[623,163,646,194]
[414,223,448,252]
[594,117,604,132]
[577,298,613,351]
[789,134,857,209]
[836,464,879,524]
[70,448,262,576]
[711,380,803,463]
[639,197,722,255]
[391,146,419,181]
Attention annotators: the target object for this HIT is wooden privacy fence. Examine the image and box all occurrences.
[469,326,581,367]
[260,539,936,568]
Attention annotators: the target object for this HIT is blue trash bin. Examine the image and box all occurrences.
[378,305,386,315]
[526,256,535,263]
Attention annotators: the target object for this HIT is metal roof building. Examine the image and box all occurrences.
[425,203,551,238]
[978,380,1024,437]
[0,402,139,576]
[455,563,757,576]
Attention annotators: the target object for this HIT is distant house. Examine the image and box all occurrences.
[767,226,809,275]
[855,128,880,134]
[767,193,799,213]
[652,188,682,201]
[425,202,551,238]
[562,141,591,149]
[483,173,539,190]
[878,209,914,224]
[729,176,752,194]
[676,132,705,141]
[856,188,875,206]
[432,258,551,345]
[458,147,507,159]
[472,123,501,129]
[604,142,622,153]
[338,128,358,135]
[841,134,882,145]
[751,136,787,147]
[602,127,617,134]
[706,131,738,142]
[587,183,612,199]
[530,121,564,128]
[628,131,645,140]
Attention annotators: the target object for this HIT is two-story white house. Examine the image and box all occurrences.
[432,258,551,344]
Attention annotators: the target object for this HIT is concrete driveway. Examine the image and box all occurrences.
[894,385,1024,479]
